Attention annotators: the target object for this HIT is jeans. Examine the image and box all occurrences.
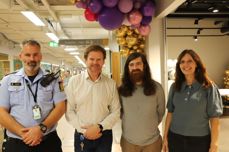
[74,130,113,152]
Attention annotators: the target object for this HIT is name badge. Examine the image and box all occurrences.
[10,82,21,86]
[32,105,42,120]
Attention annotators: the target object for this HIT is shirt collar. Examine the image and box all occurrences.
[84,70,103,82]
[181,81,202,91]
[16,68,44,83]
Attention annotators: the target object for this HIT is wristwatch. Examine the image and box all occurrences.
[98,124,103,133]
[39,123,47,133]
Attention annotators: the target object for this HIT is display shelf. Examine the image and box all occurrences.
[219,89,229,116]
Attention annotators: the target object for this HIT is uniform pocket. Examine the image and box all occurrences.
[37,85,54,118]
[37,85,53,102]
[8,85,25,105]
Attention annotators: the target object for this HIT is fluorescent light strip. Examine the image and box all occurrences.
[74,56,86,67]
[21,11,45,26]
[69,52,80,55]
[64,47,78,51]
[46,33,59,42]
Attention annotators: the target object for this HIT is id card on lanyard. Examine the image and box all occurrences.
[25,79,41,120]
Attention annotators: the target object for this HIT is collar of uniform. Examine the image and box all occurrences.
[15,68,44,83]
[84,70,103,82]
[181,81,202,91]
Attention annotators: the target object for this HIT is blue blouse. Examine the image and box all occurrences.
[167,81,223,136]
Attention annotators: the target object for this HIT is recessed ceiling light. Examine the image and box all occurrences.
[213,8,219,13]
[193,36,198,41]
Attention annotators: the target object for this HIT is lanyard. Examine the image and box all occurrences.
[25,79,39,104]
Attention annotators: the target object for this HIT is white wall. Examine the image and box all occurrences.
[167,36,229,87]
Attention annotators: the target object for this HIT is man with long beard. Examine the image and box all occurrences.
[0,40,66,152]
[118,52,165,152]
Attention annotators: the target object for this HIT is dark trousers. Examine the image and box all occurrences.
[74,130,113,152]
[4,131,62,152]
[168,130,211,152]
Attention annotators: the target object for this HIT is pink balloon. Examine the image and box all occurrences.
[118,0,133,13]
[131,23,140,28]
[128,10,143,25]
[138,25,151,36]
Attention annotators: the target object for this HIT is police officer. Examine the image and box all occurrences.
[0,40,66,152]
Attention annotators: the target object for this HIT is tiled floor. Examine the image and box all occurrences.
[57,116,122,152]
[218,117,229,152]
[0,115,227,152]
[57,116,229,152]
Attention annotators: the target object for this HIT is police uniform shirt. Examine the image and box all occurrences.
[0,68,66,139]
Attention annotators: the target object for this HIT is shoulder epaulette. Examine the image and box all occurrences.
[4,71,18,76]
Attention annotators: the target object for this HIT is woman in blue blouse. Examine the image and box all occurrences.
[162,49,223,152]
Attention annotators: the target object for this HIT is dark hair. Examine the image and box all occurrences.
[118,52,156,97]
[174,49,211,91]
[84,45,106,60]
[21,39,41,48]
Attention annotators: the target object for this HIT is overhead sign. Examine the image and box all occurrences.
[48,41,58,47]
[58,39,107,46]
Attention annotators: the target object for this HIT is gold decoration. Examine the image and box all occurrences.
[115,25,146,56]
[69,0,76,4]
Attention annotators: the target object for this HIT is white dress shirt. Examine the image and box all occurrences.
[65,71,120,133]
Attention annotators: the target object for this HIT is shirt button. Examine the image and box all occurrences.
[185,98,188,101]
[187,92,190,95]
[189,86,192,89]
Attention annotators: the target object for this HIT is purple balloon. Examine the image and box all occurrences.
[141,16,152,25]
[134,1,142,9]
[102,0,119,8]
[98,7,124,30]
[88,0,103,14]
[141,1,155,16]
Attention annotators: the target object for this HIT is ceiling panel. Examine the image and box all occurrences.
[0,0,110,68]
[167,0,229,38]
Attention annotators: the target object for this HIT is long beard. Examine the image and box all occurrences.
[130,69,144,84]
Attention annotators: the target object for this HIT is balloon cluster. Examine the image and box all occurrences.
[73,0,155,36]
[116,25,145,56]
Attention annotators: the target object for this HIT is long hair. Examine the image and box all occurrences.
[174,49,211,91]
[118,52,156,97]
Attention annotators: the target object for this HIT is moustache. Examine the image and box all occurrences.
[28,61,37,67]
[131,69,142,74]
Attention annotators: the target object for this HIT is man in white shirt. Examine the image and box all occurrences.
[65,45,120,152]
